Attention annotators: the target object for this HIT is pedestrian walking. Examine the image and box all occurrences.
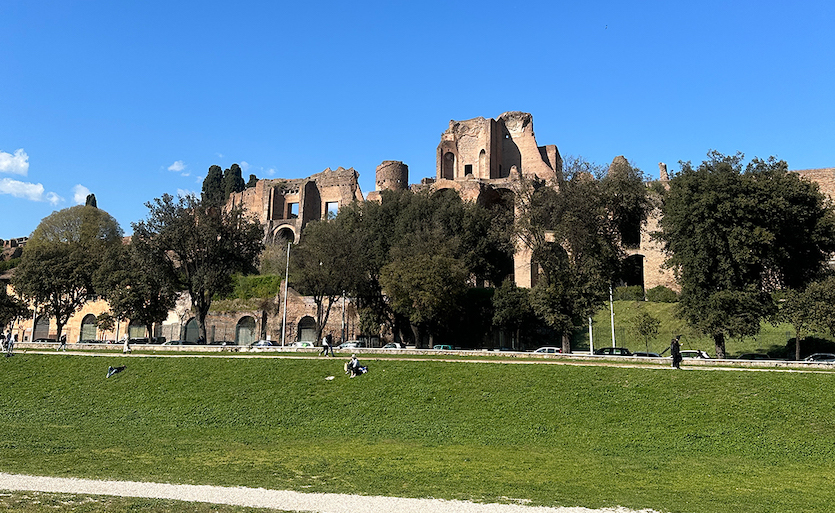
[122,334,131,354]
[326,333,334,356]
[57,334,67,351]
[671,335,682,369]
[6,333,15,357]
[320,333,330,356]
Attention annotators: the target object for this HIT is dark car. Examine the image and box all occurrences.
[593,347,632,356]
[633,351,661,357]
[737,353,771,360]
[803,353,835,362]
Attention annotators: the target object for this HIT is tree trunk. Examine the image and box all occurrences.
[713,332,726,359]
[795,333,802,361]
[561,332,571,354]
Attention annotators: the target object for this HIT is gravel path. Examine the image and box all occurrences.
[0,473,662,513]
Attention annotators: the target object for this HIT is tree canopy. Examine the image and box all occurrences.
[658,152,835,358]
[515,157,650,352]
[12,205,123,342]
[132,194,264,342]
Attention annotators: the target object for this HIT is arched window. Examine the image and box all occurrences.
[442,152,455,180]
[34,316,50,341]
[298,316,316,342]
[81,314,97,342]
[236,316,257,346]
[184,318,199,343]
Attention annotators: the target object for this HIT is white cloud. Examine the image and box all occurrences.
[0,148,30,175]
[0,177,62,204]
[73,184,91,205]
[177,188,197,199]
[240,161,250,172]
[168,160,186,172]
[266,168,276,176]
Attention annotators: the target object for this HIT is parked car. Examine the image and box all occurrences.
[737,353,771,360]
[533,346,561,354]
[338,341,365,350]
[679,350,711,359]
[33,338,57,343]
[593,347,632,356]
[633,351,661,357]
[433,344,453,350]
[290,341,314,348]
[249,340,277,348]
[162,340,196,346]
[382,342,405,349]
[803,353,835,362]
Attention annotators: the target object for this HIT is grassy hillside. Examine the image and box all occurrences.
[1,354,834,513]
[576,300,815,358]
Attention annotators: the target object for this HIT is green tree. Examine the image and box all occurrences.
[247,174,258,188]
[94,242,179,339]
[0,287,29,329]
[380,243,469,347]
[290,217,367,343]
[132,194,264,342]
[492,279,538,349]
[222,164,246,198]
[516,157,647,352]
[777,277,835,360]
[202,165,224,206]
[12,205,123,343]
[628,307,661,354]
[659,152,835,358]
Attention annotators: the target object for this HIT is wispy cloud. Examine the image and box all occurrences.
[240,161,250,172]
[168,160,186,172]
[0,178,62,204]
[168,160,190,176]
[0,148,30,176]
[73,184,91,204]
[177,188,197,199]
[266,168,276,176]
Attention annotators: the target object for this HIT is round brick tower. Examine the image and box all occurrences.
[375,160,409,191]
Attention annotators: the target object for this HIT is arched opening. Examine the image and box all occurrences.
[81,314,97,342]
[478,149,486,178]
[236,316,257,346]
[442,152,455,180]
[184,318,199,343]
[272,226,295,245]
[298,316,316,342]
[34,316,50,341]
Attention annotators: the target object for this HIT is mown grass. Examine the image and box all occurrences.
[0,490,288,512]
[1,354,834,513]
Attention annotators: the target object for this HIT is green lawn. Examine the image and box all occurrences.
[1,354,834,513]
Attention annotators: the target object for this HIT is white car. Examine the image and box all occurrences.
[679,350,710,359]
[382,342,405,349]
[290,341,314,348]
[533,346,561,354]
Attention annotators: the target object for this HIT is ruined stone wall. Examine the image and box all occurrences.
[796,168,835,200]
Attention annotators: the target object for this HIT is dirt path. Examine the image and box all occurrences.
[0,473,661,513]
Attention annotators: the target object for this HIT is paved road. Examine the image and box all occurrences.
[0,473,661,513]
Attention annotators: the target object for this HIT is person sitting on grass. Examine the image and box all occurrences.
[344,354,367,378]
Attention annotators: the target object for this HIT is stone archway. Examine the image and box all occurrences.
[236,316,257,346]
[81,314,97,342]
[298,316,316,342]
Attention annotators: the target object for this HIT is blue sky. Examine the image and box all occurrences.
[2,0,833,239]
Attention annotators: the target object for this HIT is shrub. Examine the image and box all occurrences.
[645,285,679,303]
[222,274,283,300]
[613,285,644,301]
